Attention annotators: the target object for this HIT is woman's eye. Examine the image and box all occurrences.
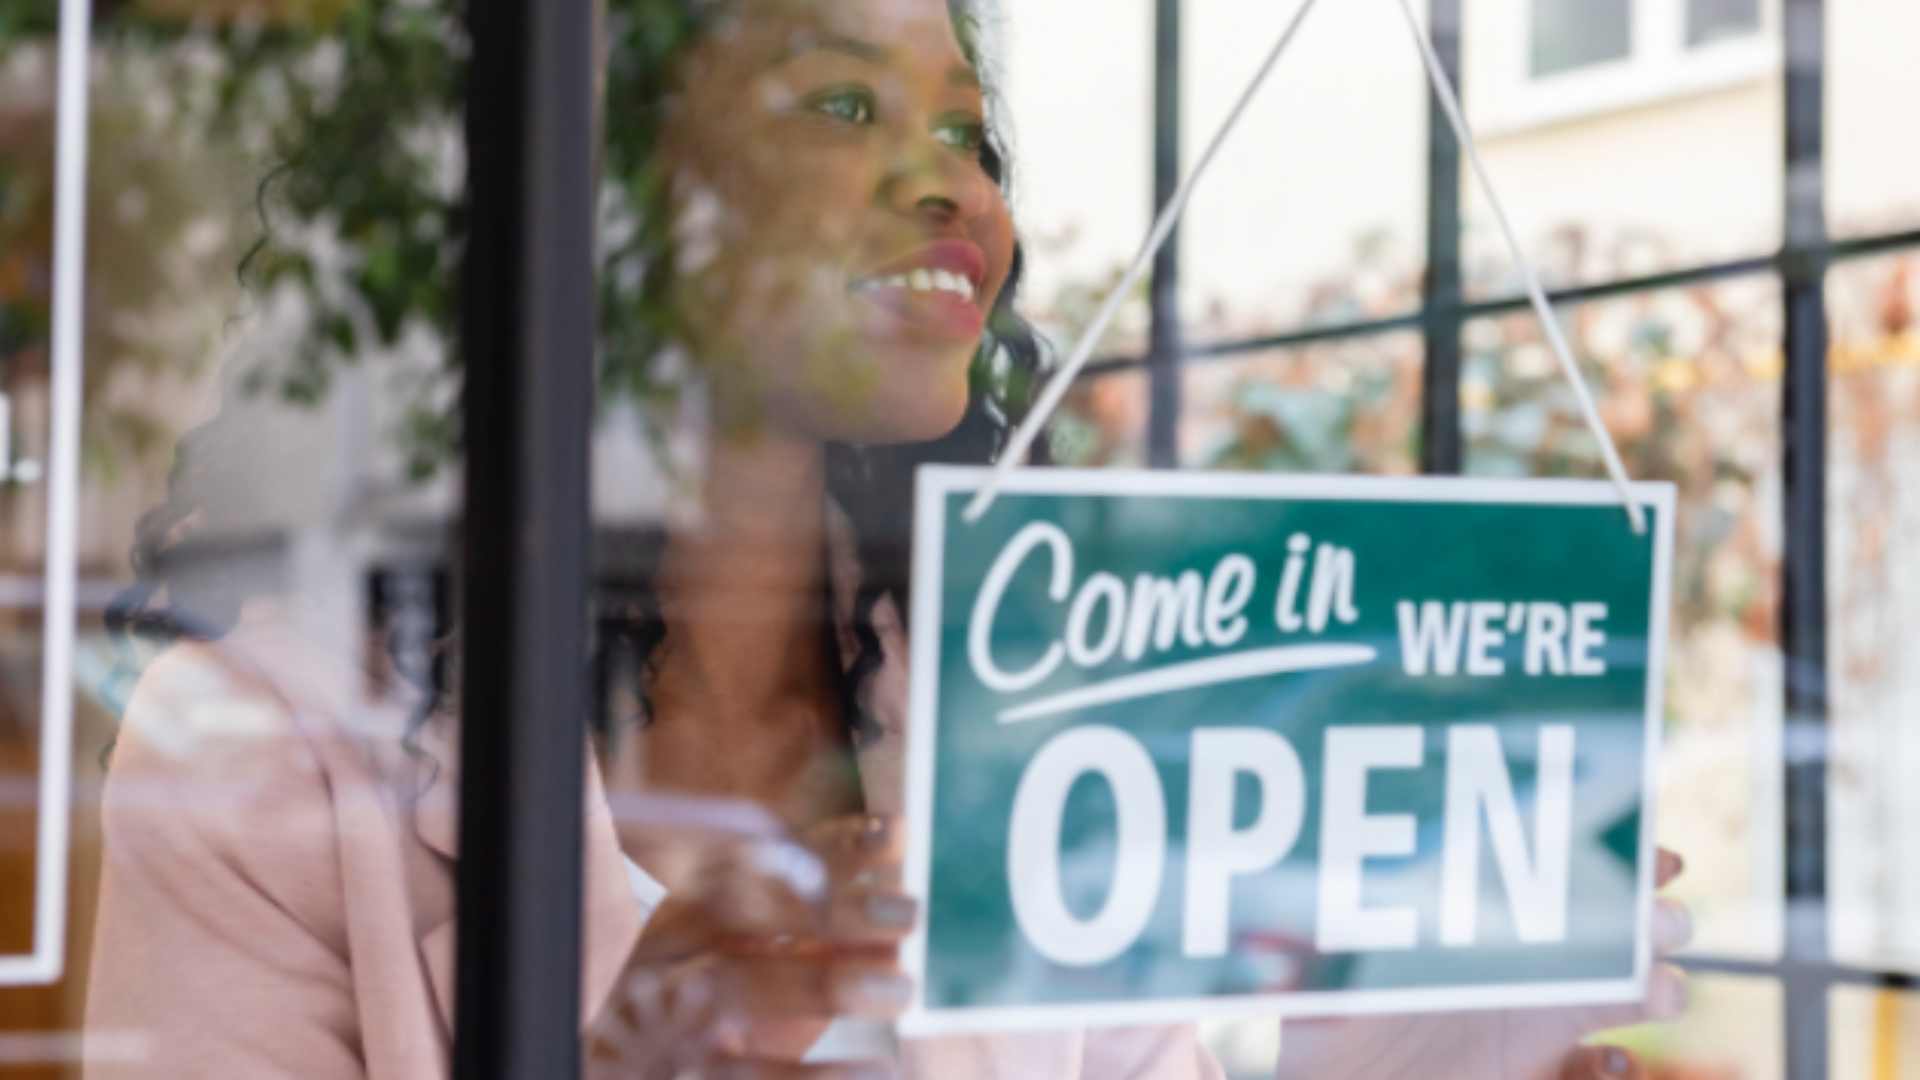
[934,118,986,153]
[803,87,877,125]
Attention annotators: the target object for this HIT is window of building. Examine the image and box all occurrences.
[1689,0,1764,45]
[1013,2,1920,1078]
[1530,0,1633,77]
[1473,0,1778,134]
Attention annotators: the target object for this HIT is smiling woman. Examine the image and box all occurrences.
[76,0,1690,1077]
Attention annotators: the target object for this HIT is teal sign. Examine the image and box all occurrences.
[900,468,1675,1035]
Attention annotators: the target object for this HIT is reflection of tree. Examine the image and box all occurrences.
[1049,372,1144,468]
[1825,253,1920,967]
[1466,286,1783,658]
[1196,342,1420,476]
[0,0,709,481]
[1044,226,1427,474]
[0,16,257,481]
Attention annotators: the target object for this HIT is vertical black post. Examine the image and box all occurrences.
[1780,1,1829,1078]
[1147,0,1184,469]
[454,0,597,1073]
[1420,0,1464,475]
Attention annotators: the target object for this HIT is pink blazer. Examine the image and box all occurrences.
[84,561,1222,1079]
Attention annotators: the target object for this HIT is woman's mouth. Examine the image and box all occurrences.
[847,241,990,340]
[851,268,978,304]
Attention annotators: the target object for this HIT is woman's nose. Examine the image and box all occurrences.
[880,140,994,227]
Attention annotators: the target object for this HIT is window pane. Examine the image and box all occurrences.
[1178,333,1422,474]
[1829,0,1920,239]
[1463,278,1785,959]
[1599,974,1783,1080]
[1827,251,1920,971]
[1001,0,1156,360]
[1180,0,1426,345]
[1531,0,1633,77]
[1688,0,1763,47]
[1464,1,1781,297]
[1832,984,1920,1079]
[1051,369,1150,468]
[5,0,469,1069]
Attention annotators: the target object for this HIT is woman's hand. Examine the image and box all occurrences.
[1276,848,1693,1080]
[587,816,913,1080]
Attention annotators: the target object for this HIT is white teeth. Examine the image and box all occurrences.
[850,269,977,302]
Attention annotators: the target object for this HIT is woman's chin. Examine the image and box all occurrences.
[841,396,973,447]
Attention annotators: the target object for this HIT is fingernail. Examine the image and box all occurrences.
[1603,1047,1631,1079]
[839,971,914,1014]
[1659,904,1695,949]
[868,892,917,929]
[1653,969,1691,1018]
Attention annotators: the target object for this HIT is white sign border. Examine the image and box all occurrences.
[901,466,1677,1037]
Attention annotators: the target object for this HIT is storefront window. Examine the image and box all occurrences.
[1463,0,1782,294]
[1826,252,1920,973]
[1180,333,1422,474]
[1177,0,1426,346]
[0,0,1910,1075]
[1464,279,1787,963]
[1827,0,1920,240]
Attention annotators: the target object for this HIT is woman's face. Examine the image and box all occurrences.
[662,0,1015,447]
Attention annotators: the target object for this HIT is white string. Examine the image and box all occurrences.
[962,0,1325,523]
[964,0,1647,536]
[1387,0,1645,534]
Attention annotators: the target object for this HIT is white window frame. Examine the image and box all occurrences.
[1470,0,1780,136]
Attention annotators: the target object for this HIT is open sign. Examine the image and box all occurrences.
[900,468,1675,1036]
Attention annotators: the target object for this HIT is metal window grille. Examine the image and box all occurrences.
[1119,2,1918,1077]
[451,0,1920,1076]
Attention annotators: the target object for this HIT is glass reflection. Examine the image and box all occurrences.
[0,0,1706,1075]
[1179,0,1426,344]
[1461,0,1780,297]
[1826,252,1920,973]
[1180,333,1421,474]
[1462,278,1785,961]
[1602,973,1782,1080]
[1831,984,1920,1080]
[1828,0,1920,240]
[1049,369,1149,469]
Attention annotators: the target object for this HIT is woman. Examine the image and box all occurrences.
[86,0,1690,1076]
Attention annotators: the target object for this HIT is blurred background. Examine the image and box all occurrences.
[0,0,1912,1075]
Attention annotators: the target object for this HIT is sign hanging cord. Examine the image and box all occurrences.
[961,0,1324,522]
[1387,0,1645,534]
[964,0,1647,536]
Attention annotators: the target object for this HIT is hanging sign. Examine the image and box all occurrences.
[900,467,1674,1035]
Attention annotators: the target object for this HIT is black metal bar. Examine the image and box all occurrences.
[1186,311,1429,360]
[1420,0,1464,475]
[1780,0,1831,1077]
[1681,955,1918,992]
[1147,0,1183,469]
[1470,254,1783,315]
[1073,231,1920,387]
[1831,228,1920,263]
[1082,252,1810,378]
[454,0,598,1073]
